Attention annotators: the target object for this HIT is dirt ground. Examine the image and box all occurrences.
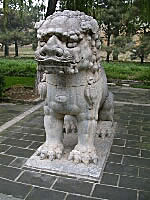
[4,86,39,101]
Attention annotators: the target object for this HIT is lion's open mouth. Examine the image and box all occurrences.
[35,56,77,66]
[36,57,79,74]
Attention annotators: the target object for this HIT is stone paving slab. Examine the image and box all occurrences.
[0,87,149,200]
[109,86,150,104]
[0,103,33,126]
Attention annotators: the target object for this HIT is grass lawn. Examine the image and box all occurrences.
[0,58,150,89]
[0,58,36,77]
[102,61,150,81]
[5,76,35,89]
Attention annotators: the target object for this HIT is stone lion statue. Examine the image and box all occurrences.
[35,10,114,165]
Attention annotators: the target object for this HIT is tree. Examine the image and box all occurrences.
[0,0,43,56]
[98,0,137,62]
[128,0,150,63]
[59,0,101,19]
[133,0,150,23]
[45,0,58,18]
[131,34,150,63]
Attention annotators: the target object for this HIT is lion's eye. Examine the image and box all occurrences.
[67,42,77,48]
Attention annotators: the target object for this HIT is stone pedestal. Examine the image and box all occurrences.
[25,121,116,181]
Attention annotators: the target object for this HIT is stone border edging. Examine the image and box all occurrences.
[115,101,150,106]
[0,101,44,133]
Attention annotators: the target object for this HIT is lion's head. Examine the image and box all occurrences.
[35,10,101,74]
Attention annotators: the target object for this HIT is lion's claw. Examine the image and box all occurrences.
[36,143,64,161]
[68,147,98,165]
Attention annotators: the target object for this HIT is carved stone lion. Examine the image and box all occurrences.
[35,10,114,165]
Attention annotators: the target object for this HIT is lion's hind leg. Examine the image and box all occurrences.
[97,91,114,138]
[99,91,114,123]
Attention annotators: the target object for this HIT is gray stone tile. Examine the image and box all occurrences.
[111,146,140,157]
[142,136,150,143]
[139,168,150,179]
[101,173,118,186]
[123,156,150,168]
[140,143,150,151]
[10,157,27,168]
[0,154,15,165]
[139,191,150,200]
[125,140,140,149]
[17,171,56,189]
[53,177,93,196]
[0,164,22,180]
[25,187,66,200]
[112,139,125,147]
[104,162,138,177]
[141,149,150,158]
[28,141,43,150]
[0,144,10,153]
[115,133,140,141]
[5,147,35,158]
[66,194,102,200]
[107,153,122,164]
[2,138,32,148]
[119,175,150,191]
[0,177,32,199]
[22,134,45,142]
[92,184,137,200]
[0,131,25,140]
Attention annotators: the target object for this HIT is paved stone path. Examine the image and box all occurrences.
[0,104,32,127]
[0,86,149,200]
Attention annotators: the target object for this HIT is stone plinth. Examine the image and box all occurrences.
[25,121,116,181]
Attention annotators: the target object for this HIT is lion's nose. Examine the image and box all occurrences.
[55,47,64,57]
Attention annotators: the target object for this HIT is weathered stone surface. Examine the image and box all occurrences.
[26,122,116,180]
[34,10,114,165]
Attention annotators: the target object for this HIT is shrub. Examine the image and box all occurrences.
[0,58,37,77]
[0,74,5,97]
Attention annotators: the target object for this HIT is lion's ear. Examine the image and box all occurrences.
[35,20,45,30]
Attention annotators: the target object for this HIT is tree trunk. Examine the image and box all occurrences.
[4,43,9,57]
[113,53,118,61]
[45,0,58,19]
[113,30,119,61]
[106,52,110,63]
[140,55,144,64]
[15,40,19,57]
[106,31,111,63]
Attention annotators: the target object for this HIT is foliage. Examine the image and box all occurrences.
[0,0,44,56]
[133,0,150,23]
[0,58,36,77]
[131,34,150,63]
[102,61,150,81]
[99,0,138,62]
[59,0,101,19]
[0,74,5,97]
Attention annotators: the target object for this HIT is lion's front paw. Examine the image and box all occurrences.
[35,143,64,160]
[68,145,98,165]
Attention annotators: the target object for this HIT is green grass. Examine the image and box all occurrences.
[5,76,35,89]
[0,58,150,89]
[102,61,150,81]
[0,58,36,77]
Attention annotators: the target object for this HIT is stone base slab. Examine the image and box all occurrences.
[25,121,117,181]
